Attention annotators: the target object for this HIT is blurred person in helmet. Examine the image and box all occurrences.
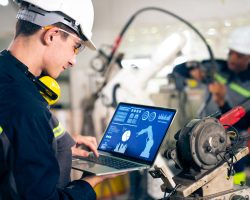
[203,26,250,116]
[173,27,250,120]
[0,0,120,199]
[200,26,250,124]
[200,26,250,185]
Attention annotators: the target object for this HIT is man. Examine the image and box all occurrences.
[200,26,250,184]
[172,26,250,121]
[201,26,250,119]
[0,0,118,199]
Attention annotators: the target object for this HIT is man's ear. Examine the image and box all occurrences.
[42,28,59,46]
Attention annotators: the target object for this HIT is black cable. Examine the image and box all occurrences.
[162,184,181,200]
[220,124,240,149]
[108,7,215,69]
[215,124,245,178]
[216,149,235,177]
[223,124,241,150]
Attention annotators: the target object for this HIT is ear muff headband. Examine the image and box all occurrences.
[24,70,60,105]
[24,70,58,100]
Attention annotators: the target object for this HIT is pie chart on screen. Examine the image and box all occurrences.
[122,130,131,142]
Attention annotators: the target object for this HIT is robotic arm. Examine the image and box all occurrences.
[100,33,187,106]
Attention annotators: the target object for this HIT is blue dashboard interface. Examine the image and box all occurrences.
[98,104,176,163]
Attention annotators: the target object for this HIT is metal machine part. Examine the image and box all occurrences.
[152,147,250,199]
[164,117,230,181]
[176,117,228,171]
[149,102,250,199]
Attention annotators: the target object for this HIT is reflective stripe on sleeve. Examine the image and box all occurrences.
[214,73,250,98]
[230,83,250,98]
[214,73,227,84]
[53,123,65,138]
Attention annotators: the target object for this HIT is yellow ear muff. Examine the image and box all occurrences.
[39,76,61,105]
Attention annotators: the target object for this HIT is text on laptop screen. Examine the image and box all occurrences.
[98,103,175,163]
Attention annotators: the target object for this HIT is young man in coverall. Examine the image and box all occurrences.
[0,0,118,199]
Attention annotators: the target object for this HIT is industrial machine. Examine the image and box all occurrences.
[150,101,250,199]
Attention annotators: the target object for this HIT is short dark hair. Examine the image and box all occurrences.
[15,20,77,39]
[15,20,40,38]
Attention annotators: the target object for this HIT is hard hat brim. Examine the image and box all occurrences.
[83,38,96,50]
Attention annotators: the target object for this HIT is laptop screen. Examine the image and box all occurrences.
[98,103,176,165]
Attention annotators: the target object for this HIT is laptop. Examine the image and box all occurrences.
[72,102,176,176]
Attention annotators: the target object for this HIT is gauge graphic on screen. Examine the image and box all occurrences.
[142,111,150,120]
[148,112,156,121]
[122,130,131,142]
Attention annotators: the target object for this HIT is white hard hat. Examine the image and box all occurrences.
[15,0,96,50]
[228,26,250,55]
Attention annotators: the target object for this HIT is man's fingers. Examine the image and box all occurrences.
[72,147,89,157]
[72,135,99,157]
[86,142,99,157]
[85,136,98,147]
[76,136,98,148]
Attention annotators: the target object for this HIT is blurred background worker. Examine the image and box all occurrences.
[203,26,250,185]
[201,26,250,119]
[172,26,250,123]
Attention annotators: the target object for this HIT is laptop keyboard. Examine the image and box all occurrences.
[85,154,141,170]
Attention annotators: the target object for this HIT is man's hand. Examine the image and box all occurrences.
[83,173,126,188]
[71,135,99,157]
[208,82,227,107]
